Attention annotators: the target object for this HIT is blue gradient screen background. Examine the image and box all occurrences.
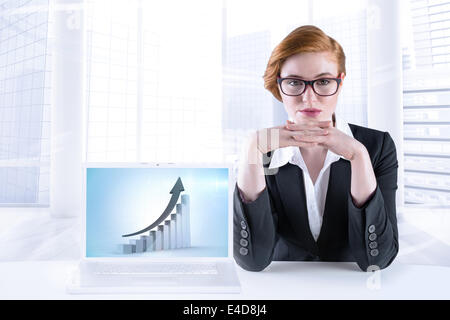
[86,167,229,257]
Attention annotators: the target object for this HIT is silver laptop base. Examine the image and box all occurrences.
[67,260,241,294]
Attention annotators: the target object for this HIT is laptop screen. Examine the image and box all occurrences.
[84,166,229,258]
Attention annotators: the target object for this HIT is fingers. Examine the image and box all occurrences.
[292,134,327,144]
[290,139,319,148]
[288,127,329,137]
[303,128,329,136]
[286,119,332,130]
[263,125,328,151]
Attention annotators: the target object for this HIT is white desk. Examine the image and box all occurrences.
[0,260,449,299]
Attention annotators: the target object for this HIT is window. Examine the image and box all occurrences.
[85,0,223,163]
[311,0,369,126]
[85,0,139,162]
[410,0,450,68]
[0,0,51,206]
[402,0,450,205]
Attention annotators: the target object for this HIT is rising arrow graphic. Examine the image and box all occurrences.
[122,177,185,237]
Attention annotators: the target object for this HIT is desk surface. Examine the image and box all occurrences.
[0,260,449,299]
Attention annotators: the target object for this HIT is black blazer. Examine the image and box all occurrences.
[233,123,399,272]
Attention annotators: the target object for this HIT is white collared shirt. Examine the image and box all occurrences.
[268,117,354,242]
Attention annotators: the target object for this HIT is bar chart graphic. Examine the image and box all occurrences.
[120,177,191,254]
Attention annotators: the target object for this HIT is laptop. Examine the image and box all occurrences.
[67,162,241,294]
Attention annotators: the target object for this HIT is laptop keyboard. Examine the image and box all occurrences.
[89,262,219,275]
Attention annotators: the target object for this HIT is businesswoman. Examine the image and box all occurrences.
[234,25,399,272]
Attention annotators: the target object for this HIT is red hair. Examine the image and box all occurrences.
[263,25,346,105]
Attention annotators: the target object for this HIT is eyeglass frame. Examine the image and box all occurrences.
[276,75,342,97]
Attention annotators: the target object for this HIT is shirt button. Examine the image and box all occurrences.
[368,225,376,233]
[369,241,378,249]
[239,247,248,256]
[240,220,247,230]
[240,230,248,238]
[370,249,379,257]
[240,239,248,247]
[369,233,377,241]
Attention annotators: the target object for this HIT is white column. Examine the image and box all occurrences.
[366,0,404,210]
[147,231,156,252]
[139,235,149,252]
[175,204,183,248]
[155,228,162,251]
[181,194,191,248]
[164,220,173,249]
[169,215,177,249]
[162,222,170,250]
[50,0,84,217]
[136,238,145,253]
[128,239,137,253]
[122,244,134,254]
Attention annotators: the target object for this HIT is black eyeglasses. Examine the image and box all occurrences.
[277,76,342,96]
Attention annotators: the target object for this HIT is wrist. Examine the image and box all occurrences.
[254,129,271,154]
[244,132,265,167]
[350,141,367,162]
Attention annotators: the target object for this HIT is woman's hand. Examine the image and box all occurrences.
[286,119,364,160]
[255,120,331,154]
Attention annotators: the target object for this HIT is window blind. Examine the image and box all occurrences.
[403,0,450,205]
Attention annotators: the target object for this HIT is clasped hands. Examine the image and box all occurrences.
[256,117,364,161]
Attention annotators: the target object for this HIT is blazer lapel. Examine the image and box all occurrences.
[275,163,319,255]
